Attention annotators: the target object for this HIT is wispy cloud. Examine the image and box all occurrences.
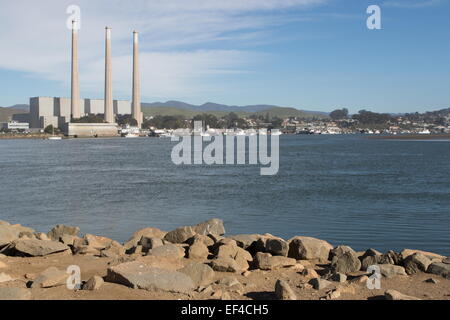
[0,0,327,101]
[382,0,444,8]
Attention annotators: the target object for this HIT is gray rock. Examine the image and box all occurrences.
[254,252,296,270]
[288,236,333,262]
[31,267,68,288]
[403,253,432,275]
[0,225,20,247]
[385,289,421,300]
[193,219,225,236]
[0,287,32,300]
[265,238,289,257]
[378,264,407,278]
[82,276,104,290]
[359,248,383,271]
[329,245,355,260]
[330,273,347,283]
[275,280,297,300]
[309,277,332,290]
[164,219,225,244]
[330,250,361,274]
[139,237,164,253]
[427,262,450,279]
[6,239,70,256]
[147,244,185,259]
[379,250,402,265]
[105,261,195,293]
[123,227,167,250]
[179,262,215,287]
[164,226,196,244]
[47,225,80,241]
[229,234,261,249]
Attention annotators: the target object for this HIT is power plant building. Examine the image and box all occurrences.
[29,97,131,129]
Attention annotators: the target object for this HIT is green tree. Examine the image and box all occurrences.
[44,125,54,134]
[330,108,349,120]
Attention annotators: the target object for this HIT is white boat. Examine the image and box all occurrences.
[47,136,62,140]
[46,126,62,140]
[418,129,431,134]
[124,132,139,138]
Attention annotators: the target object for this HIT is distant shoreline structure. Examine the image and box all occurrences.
[367,134,450,140]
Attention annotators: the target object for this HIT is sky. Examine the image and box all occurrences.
[0,0,449,113]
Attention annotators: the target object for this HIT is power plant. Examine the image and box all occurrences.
[29,21,143,137]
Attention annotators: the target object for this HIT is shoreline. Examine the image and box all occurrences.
[366,134,450,140]
[0,219,449,300]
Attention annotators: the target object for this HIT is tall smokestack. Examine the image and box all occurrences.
[104,27,114,123]
[132,31,142,128]
[71,20,81,120]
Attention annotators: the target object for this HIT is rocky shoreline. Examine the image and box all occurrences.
[0,219,449,300]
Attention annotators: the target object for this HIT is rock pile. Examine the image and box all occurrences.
[0,218,448,300]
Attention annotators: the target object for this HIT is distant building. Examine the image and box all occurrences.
[1,121,30,130]
[29,97,132,129]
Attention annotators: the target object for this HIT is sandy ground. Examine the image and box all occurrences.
[0,253,448,300]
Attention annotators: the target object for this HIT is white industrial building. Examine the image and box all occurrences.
[1,121,30,130]
[29,97,131,129]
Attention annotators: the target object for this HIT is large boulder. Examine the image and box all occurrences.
[123,227,167,250]
[0,226,18,247]
[164,219,225,244]
[378,264,407,278]
[105,261,195,293]
[403,253,432,275]
[209,257,242,273]
[265,237,289,257]
[427,262,450,279]
[330,250,361,274]
[385,289,420,300]
[275,280,297,300]
[187,242,210,260]
[229,234,261,250]
[47,225,80,241]
[164,226,196,244]
[179,262,215,287]
[147,244,185,259]
[0,287,32,300]
[136,255,185,270]
[31,267,68,288]
[359,249,382,271]
[193,219,225,236]
[4,239,70,257]
[401,249,445,261]
[254,252,296,270]
[288,236,333,262]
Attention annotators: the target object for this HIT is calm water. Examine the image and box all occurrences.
[0,135,449,256]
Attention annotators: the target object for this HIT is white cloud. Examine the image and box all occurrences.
[0,0,326,101]
[382,0,443,8]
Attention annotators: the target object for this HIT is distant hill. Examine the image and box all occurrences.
[0,107,28,122]
[142,101,328,119]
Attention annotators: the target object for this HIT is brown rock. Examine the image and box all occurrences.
[31,267,67,288]
[385,289,421,300]
[188,242,210,260]
[275,279,297,300]
[254,252,297,270]
[288,236,333,262]
[83,276,104,290]
[403,253,432,275]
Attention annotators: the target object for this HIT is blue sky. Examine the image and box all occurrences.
[0,0,449,113]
